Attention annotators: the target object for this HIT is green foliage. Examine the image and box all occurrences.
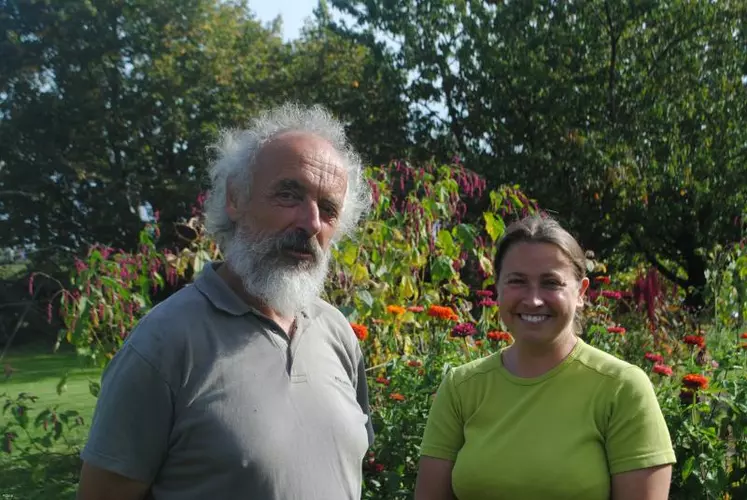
[0,0,411,268]
[5,162,747,498]
[329,0,747,308]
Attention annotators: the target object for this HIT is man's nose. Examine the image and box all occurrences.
[297,200,322,236]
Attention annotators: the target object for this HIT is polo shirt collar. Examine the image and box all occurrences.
[194,261,317,321]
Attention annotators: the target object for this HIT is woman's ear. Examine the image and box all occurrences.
[576,277,590,307]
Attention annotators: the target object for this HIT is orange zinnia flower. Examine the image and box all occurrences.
[487,331,513,342]
[683,335,706,349]
[607,326,626,335]
[386,305,406,315]
[350,322,369,341]
[390,393,405,402]
[427,305,459,321]
[682,374,708,390]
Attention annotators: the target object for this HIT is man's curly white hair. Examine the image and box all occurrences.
[203,103,371,250]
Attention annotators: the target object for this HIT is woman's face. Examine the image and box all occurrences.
[496,242,589,346]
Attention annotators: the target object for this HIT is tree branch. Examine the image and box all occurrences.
[629,231,688,288]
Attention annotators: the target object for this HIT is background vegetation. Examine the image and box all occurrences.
[2,1,746,499]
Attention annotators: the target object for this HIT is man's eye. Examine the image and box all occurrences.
[277,191,299,200]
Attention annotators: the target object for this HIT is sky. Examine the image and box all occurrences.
[250,0,320,41]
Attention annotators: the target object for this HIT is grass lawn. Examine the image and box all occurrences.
[1,343,101,500]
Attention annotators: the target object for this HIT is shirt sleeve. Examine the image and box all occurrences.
[605,366,676,475]
[419,368,464,461]
[80,343,174,483]
[355,352,375,447]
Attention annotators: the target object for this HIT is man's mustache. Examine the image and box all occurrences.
[274,230,323,261]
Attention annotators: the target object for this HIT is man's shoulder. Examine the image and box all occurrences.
[309,297,349,325]
[308,298,359,349]
[126,284,212,359]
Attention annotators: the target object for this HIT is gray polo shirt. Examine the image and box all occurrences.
[81,262,374,499]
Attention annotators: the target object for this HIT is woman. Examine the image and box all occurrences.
[415,215,675,500]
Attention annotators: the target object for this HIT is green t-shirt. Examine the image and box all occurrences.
[419,339,676,500]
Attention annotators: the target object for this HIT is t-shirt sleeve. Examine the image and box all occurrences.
[80,343,174,483]
[419,368,464,461]
[605,366,676,475]
[354,351,375,447]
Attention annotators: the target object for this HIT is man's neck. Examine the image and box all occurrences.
[216,263,296,336]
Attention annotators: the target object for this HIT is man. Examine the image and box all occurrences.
[77,103,375,500]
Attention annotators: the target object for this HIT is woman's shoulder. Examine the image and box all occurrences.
[447,351,503,389]
[575,339,650,385]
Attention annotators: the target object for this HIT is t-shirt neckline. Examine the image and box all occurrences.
[497,338,586,386]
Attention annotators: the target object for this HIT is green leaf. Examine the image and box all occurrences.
[453,224,476,251]
[56,373,69,396]
[483,212,505,242]
[681,456,695,480]
[89,381,101,398]
[341,244,358,266]
[431,256,455,283]
[357,290,374,308]
[436,229,458,258]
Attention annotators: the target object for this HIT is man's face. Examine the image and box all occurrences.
[223,132,348,316]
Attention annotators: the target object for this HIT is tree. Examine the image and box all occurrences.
[329,0,747,308]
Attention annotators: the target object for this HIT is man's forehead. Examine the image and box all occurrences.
[254,132,347,187]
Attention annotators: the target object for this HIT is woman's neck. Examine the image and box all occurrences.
[502,332,578,378]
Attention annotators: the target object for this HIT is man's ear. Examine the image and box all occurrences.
[225,179,241,222]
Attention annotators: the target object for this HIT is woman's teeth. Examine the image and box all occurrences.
[520,314,549,323]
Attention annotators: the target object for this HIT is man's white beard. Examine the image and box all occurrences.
[223,227,331,318]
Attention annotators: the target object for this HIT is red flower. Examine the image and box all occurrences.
[601,290,622,300]
[350,323,369,341]
[374,463,385,473]
[487,331,513,342]
[607,326,626,335]
[427,305,459,321]
[375,377,390,386]
[478,299,499,307]
[644,352,664,364]
[390,393,406,402]
[683,335,705,349]
[476,290,494,297]
[595,276,611,284]
[407,360,422,367]
[682,374,708,390]
[451,322,477,337]
[653,364,673,376]
[740,332,747,339]
[407,306,424,312]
